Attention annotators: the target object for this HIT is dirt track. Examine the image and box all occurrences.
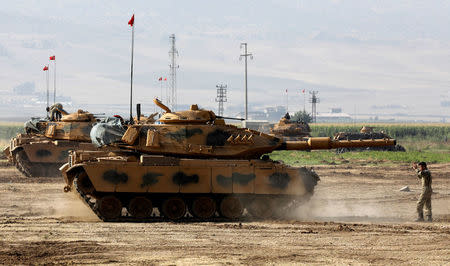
[0,161,449,264]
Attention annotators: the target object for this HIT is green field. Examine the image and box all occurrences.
[270,150,450,166]
[1,122,449,164]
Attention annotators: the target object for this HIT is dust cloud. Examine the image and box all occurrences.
[292,196,407,223]
[49,192,98,221]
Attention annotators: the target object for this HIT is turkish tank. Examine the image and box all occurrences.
[333,126,405,153]
[270,113,311,140]
[61,99,396,222]
[4,107,105,177]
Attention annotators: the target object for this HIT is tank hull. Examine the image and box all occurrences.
[7,134,98,177]
[62,152,320,221]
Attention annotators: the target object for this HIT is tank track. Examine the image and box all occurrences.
[13,149,61,177]
[73,179,310,223]
[74,179,244,222]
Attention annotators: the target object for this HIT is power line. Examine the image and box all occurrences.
[215,84,227,116]
[239,43,253,121]
[309,90,320,123]
[169,34,179,111]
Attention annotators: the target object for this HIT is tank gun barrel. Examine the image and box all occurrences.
[216,116,245,121]
[280,137,396,151]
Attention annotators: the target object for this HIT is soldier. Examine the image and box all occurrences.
[46,103,68,121]
[412,162,432,222]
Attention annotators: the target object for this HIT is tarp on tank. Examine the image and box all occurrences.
[90,117,126,147]
[24,117,48,133]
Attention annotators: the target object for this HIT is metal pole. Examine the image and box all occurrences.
[303,90,306,112]
[129,22,134,124]
[286,89,288,113]
[53,59,56,104]
[46,68,49,116]
[240,43,252,122]
[244,44,248,120]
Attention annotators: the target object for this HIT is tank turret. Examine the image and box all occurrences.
[270,113,311,140]
[61,100,396,222]
[113,101,395,159]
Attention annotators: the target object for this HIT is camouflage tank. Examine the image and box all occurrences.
[61,99,396,221]
[333,126,405,154]
[4,106,105,177]
[270,113,311,140]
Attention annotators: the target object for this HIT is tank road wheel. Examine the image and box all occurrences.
[95,195,122,220]
[162,197,186,220]
[247,198,275,219]
[128,197,153,219]
[76,171,95,196]
[190,197,216,219]
[219,196,243,219]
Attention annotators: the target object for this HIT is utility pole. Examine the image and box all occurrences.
[215,84,227,116]
[309,91,320,123]
[169,34,179,111]
[239,43,253,121]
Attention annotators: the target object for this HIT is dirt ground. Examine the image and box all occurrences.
[0,160,449,265]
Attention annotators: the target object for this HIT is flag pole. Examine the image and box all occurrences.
[46,67,49,117]
[286,89,289,113]
[53,59,56,104]
[303,89,306,112]
[160,78,163,103]
[129,15,135,124]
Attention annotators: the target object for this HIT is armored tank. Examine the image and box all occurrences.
[333,126,405,153]
[61,99,396,221]
[4,106,104,177]
[270,113,311,140]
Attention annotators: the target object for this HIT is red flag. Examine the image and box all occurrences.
[158,77,162,81]
[164,77,167,81]
[302,89,305,93]
[49,55,55,60]
[128,14,135,26]
[43,66,48,71]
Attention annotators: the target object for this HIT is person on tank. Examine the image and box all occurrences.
[46,103,68,121]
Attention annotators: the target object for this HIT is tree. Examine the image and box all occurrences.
[291,110,312,123]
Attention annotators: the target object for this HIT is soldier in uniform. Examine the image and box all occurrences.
[412,162,432,222]
[46,103,68,121]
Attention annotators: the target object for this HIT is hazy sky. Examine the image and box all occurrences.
[0,0,449,118]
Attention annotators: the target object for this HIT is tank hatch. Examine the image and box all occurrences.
[61,110,96,122]
[155,99,216,124]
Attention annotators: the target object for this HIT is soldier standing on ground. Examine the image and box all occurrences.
[412,162,432,222]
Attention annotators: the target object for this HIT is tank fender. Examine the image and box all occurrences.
[3,146,13,163]
[61,163,86,192]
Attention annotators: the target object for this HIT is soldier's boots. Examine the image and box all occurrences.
[415,213,424,222]
[426,215,433,222]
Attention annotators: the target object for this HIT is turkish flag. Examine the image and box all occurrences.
[128,14,135,26]
[158,77,162,81]
[43,66,48,71]
[164,77,167,81]
[302,89,305,93]
[49,55,55,60]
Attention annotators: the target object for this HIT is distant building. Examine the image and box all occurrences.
[316,108,351,122]
[234,105,287,123]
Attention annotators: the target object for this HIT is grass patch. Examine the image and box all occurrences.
[269,150,450,166]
